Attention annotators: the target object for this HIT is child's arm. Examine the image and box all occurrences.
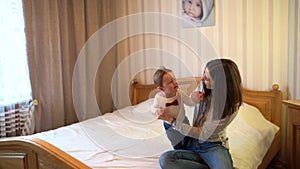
[151,94,174,120]
[151,94,165,117]
[183,81,205,105]
[181,90,204,106]
[191,91,205,104]
[150,97,159,115]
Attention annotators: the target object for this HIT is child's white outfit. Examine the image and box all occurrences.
[151,89,196,149]
[151,89,195,122]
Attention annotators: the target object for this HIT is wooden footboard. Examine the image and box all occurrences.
[0,137,90,169]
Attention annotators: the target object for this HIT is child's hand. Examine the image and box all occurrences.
[155,107,165,117]
[155,107,171,117]
[157,108,174,122]
[191,91,205,103]
[198,92,205,100]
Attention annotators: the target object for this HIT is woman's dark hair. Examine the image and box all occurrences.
[153,66,172,87]
[204,59,242,119]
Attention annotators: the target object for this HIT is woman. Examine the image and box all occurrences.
[158,59,242,169]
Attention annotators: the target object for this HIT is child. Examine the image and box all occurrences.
[151,66,202,149]
[182,0,214,27]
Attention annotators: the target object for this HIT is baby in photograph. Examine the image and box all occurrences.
[182,0,215,27]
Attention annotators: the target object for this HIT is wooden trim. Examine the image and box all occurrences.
[0,137,91,169]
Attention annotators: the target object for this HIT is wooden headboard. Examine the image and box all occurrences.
[130,77,282,128]
[242,85,282,128]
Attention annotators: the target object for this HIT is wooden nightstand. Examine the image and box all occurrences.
[282,100,300,169]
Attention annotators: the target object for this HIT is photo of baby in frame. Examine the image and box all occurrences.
[182,0,215,28]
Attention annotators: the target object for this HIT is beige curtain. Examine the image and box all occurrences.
[22,0,117,132]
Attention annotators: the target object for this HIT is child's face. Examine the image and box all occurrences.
[161,72,178,97]
[184,0,203,18]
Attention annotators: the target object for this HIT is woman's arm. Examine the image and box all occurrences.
[180,90,204,106]
[172,112,237,141]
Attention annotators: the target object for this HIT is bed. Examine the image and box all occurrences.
[0,77,282,169]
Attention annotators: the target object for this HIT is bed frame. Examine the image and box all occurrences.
[0,77,282,169]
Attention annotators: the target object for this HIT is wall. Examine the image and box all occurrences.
[202,0,288,93]
[288,0,300,100]
[114,0,289,92]
[110,0,289,161]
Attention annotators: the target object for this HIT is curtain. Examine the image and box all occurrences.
[0,0,32,107]
[0,0,33,137]
[22,0,117,132]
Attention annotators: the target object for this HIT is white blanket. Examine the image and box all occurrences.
[32,99,279,169]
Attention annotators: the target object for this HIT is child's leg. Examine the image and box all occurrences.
[164,122,185,149]
[164,116,190,149]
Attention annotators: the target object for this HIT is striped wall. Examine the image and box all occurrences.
[115,0,289,96]
[112,0,291,160]
[288,0,300,100]
[203,0,288,93]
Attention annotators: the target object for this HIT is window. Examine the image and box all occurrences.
[0,0,33,137]
[0,0,32,106]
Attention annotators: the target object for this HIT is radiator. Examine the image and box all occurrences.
[0,99,38,138]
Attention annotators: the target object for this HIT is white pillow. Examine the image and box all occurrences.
[227,103,279,169]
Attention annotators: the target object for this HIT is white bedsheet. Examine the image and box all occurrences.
[32,99,279,169]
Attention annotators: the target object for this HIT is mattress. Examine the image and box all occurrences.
[32,99,279,169]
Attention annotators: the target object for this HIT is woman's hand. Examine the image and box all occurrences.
[156,108,175,123]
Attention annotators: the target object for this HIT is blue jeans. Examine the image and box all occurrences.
[163,117,190,149]
[159,139,234,169]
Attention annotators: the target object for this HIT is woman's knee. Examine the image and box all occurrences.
[201,146,234,169]
[159,151,173,168]
[159,150,209,169]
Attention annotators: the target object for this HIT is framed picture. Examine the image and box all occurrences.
[182,0,215,28]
